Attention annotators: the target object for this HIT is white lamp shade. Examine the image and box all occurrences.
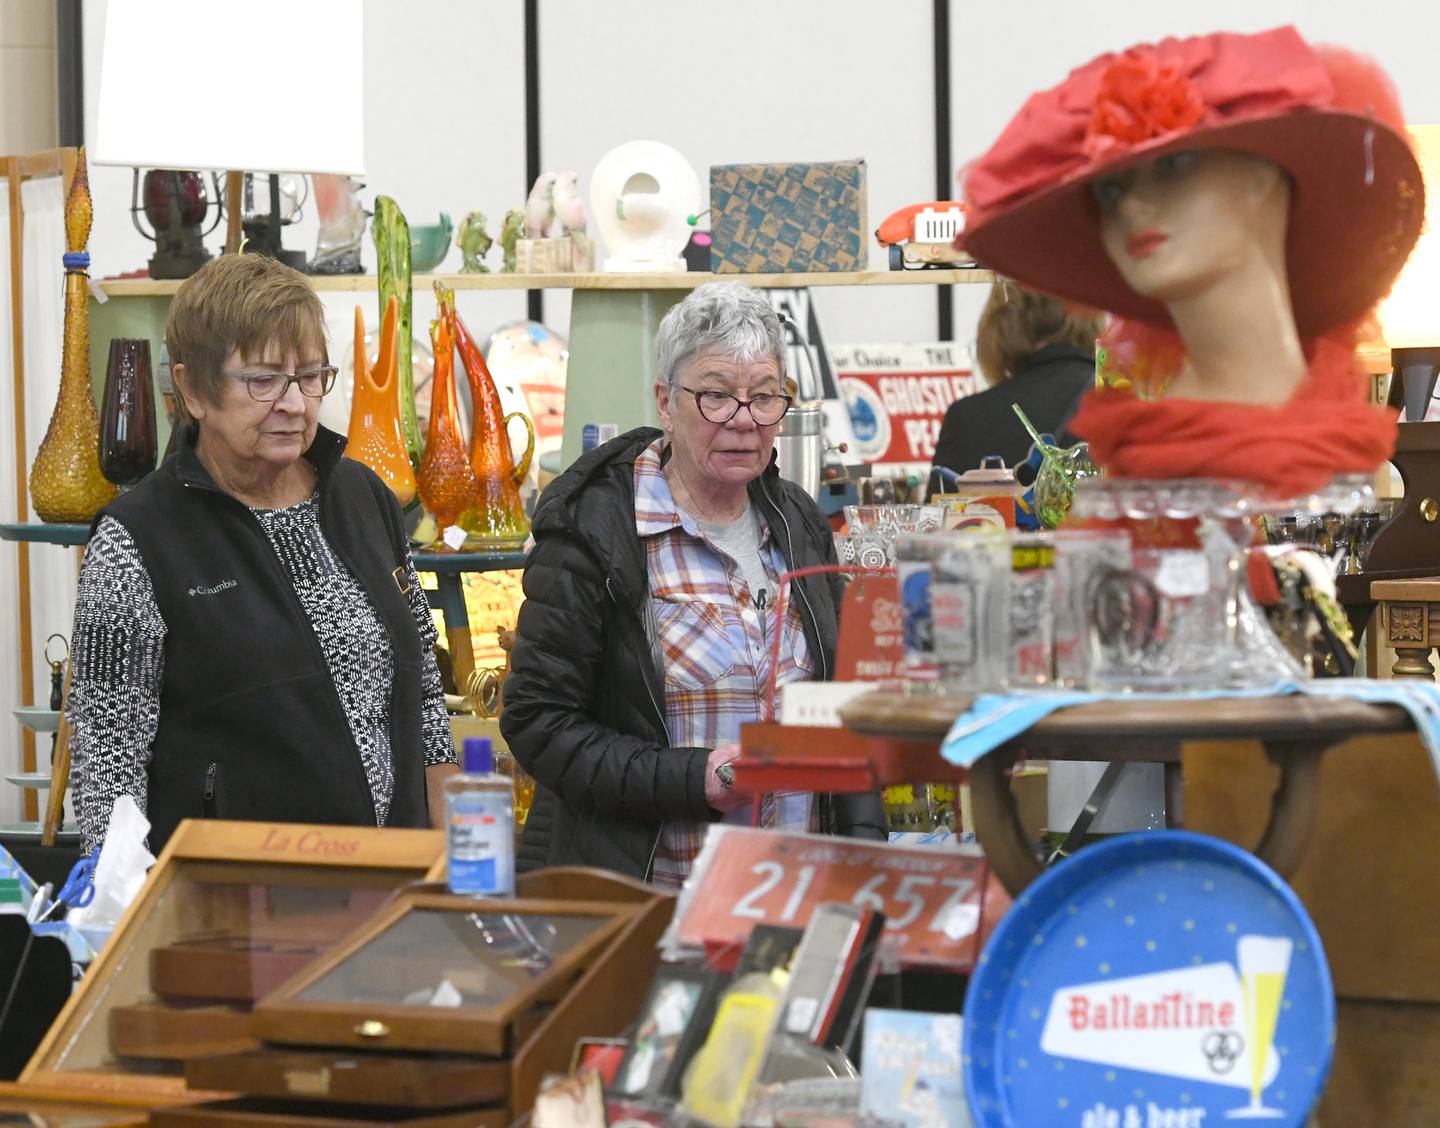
[1379,125,1440,349]
[93,0,365,176]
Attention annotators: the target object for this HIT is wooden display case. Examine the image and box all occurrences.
[171,872,676,1124]
[18,820,445,1104]
[251,893,631,1056]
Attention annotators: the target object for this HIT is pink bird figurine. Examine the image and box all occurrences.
[524,172,556,239]
[553,170,588,235]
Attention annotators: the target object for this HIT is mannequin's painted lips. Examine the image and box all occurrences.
[1126,230,1167,259]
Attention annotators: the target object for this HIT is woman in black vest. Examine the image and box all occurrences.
[67,254,458,853]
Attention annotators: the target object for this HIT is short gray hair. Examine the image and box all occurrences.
[655,282,786,387]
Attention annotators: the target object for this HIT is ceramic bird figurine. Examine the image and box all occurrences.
[500,208,526,272]
[524,171,557,239]
[553,171,587,234]
[552,170,592,269]
[456,210,493,273]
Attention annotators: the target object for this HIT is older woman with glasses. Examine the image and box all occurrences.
[501,282,884,888]
[67,253,457,853]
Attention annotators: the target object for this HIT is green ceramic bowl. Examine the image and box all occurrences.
[410,212,453,272]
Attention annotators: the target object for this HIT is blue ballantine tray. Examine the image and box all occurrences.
[964,830,1333,1128]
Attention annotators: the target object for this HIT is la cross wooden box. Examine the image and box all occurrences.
[18,820,445,1104]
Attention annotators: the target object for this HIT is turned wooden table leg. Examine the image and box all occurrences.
[1372,586,1440,679]
[969,745,1044,895]
[1252,739,1329,881]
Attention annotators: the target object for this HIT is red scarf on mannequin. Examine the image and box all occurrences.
[1069,336,1396,496]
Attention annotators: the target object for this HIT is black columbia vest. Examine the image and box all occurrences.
[96,424,429,852]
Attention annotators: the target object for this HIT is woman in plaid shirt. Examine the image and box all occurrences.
[502,283,885,887]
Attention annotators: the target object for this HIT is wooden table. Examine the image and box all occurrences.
[840,690,1414,895]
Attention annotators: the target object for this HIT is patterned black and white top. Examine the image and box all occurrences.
[67,495,457,851]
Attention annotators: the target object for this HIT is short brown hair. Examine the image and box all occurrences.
[976,280,1103,386]
[166,253,328,427]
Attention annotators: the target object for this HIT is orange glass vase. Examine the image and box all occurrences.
[30,148,117,523]
[438,284,535,550]
[346,296,417,507]
[416,299,477,546]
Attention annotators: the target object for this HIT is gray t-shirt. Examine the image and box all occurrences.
[696,503,771,608]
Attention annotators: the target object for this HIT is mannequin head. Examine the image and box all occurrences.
[963,29,1423,347]
[1092,149,1291,310]
[1085,148,1305,401]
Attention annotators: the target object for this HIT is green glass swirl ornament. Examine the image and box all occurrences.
[372,196,420,464]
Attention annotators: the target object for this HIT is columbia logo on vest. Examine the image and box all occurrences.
[188,580,238,597]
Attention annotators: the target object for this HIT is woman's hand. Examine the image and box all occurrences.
[705,743,744,813]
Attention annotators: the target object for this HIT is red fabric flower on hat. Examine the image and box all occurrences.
[1086,53,1208,156]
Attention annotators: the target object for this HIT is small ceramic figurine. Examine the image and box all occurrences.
[456,210,493,273]
[499,207,526,273]
[553,170,593,270]
[524,171,557,239]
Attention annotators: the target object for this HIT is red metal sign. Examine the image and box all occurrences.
[666,826,998,972]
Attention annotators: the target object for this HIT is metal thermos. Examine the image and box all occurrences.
[774,402,824,499]
[773,312,826,500]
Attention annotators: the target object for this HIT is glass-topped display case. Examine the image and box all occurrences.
[20,820,445,1102]
[252,893,631,1056]
[164,873,677,1126]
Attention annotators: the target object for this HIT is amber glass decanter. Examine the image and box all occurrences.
[438,284,534,550]
[416,300,477,546]
[345,297,417,507]
[30,148,118,523]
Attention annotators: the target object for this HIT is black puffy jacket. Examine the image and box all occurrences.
[500,427,886,879]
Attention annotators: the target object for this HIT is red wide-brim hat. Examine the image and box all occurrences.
[962,26,1425,338]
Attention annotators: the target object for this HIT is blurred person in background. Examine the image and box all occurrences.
[931,281,1103,488]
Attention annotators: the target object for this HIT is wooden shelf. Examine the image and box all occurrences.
[411,549,527,574]
[0,522,88,546]
[95,267,994,298]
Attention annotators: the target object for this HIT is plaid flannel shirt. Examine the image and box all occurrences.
[634,440,814,889]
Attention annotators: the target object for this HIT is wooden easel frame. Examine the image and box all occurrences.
[1,147,79,824]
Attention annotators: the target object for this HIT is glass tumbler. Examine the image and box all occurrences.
[931,533,1010,692]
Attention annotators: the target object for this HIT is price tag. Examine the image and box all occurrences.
[662,826,992,972]
[834,572,902,681]
[780,682,877,727]
[1154,550,1210,597]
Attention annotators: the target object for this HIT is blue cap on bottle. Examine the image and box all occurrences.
[462,737,494,774]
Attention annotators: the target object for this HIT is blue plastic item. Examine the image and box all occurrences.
[55,846,99,912]
[963,831,1333,1128]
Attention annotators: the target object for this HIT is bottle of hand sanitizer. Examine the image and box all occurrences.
[445,737,515,896]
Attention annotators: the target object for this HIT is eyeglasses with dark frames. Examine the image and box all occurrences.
[678,385,792,425]
[221,364,339,402]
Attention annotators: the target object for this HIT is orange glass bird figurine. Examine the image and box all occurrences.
[437,283,535,549]
[416,298,478,546]
[345,296,417,507]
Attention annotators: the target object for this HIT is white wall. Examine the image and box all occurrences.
[81,0,941,353]
[79,0,1440,361]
